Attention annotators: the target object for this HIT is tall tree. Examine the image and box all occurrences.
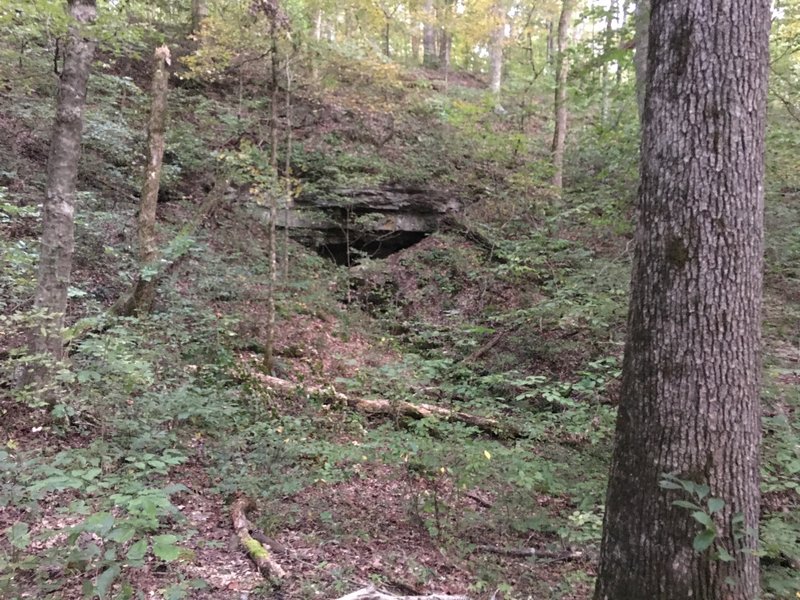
[593,0,771,598]
[312,8,323,41]
[376,1,400,57]
[599,0,617,122]
[117,45,171,316]
[191,0,208,34]
[25,0,96,390]
[437,0,453,71]
[488,1,505,95]
[252,0,290,375]
[550,0,574,192]
[633,0,649,121]
[422,0,437,67]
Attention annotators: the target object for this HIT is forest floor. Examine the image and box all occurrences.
[2,48,799,600]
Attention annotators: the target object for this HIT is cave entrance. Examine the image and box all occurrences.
[316,231,429,265]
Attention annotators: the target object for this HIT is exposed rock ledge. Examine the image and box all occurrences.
[269,186,462,263]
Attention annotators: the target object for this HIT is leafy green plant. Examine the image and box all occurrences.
[659,474,732,558]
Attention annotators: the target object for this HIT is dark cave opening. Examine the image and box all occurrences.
[316,231,429,265]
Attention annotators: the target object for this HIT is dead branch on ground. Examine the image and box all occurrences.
[334,586,470,600]
[230,496,286,580]
[256,374,521,438]
[473,544,588,561]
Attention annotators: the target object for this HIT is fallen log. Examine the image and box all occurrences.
[464,491,493,509]
[334,586,470,600]
[230,496,286,580]
[473,544,588,561]
[461,324,520,364]
[257,374,521,438]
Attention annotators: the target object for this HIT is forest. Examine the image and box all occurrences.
[1,0,799,598]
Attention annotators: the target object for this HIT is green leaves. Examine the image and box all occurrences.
[660,474,734,558]
[672,499,701,510]
[82,512,116,537]
[692,529,717,553]
[106,526,135,544]
[94,564,120,599]
[151,534,181,561]
[7,522,30,550]
[126,539,148,561]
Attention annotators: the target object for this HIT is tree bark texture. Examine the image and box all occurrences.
[593,1,771,599]
[26,0,96,388]
[190,0,208,34]
[633,0,649,122]
[488,2,505,95]
[422,0,437,68]
[550,0,574,192]
[127,45,170,315]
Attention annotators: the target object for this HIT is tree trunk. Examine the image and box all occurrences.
[550,0,574,192]
[190,0,208,34]
[633,0,649,122]
[600,0,616,123]
[616,0,630,88]
[125,45,170,316]
[488,2,504,95]
[384,19,391,57]
[283,58,292,280]
[593,1,770,598]
[24,0,96,392]
[263,23,280,375]
[438,28,450,70]
[311,9,322,80]
[313,8,322,41]
[422,0,437,68]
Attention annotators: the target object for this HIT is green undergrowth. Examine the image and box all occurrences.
[2,43,800,600]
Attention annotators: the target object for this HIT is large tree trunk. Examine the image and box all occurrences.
[593,0,770,598]
[24,0,96,391]
[122,45,170,316]
[422,0,437,68]
[190,0,208,34]
[488,2,504,95]
[550,0,574,192]
[633,0,649,122]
